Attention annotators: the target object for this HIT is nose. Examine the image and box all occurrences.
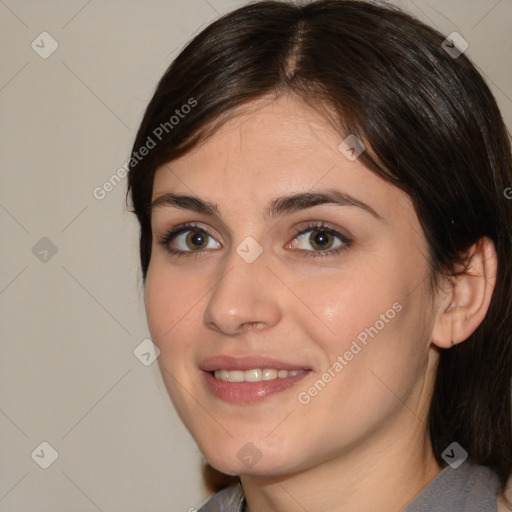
[202,247,282,336]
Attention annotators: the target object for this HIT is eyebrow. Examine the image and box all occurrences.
[150,189,384,221]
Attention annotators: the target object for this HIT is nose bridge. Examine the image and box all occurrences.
[202,240,281,335]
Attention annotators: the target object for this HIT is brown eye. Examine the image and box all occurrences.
[292,224,350,256]
[159,223,222,255]
[308,230,336,250]
[287,222,353,260]
[184,230,209,250]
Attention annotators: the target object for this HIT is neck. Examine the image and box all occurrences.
[241,418,442,512]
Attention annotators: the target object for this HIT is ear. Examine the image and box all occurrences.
[431,237,497,349]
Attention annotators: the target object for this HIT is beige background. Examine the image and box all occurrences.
[0,0,511,511]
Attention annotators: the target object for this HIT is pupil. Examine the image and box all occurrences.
[188,231,206,249]
[312,230,331,249]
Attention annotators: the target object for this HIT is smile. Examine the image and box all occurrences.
[213,368,306,382]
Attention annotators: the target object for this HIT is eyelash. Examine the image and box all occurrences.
[157,221,352,260]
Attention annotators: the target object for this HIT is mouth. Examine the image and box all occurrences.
[212,368,306,382]
[199,355,312,403]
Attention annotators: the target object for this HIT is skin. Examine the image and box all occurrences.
[144,93,498,512]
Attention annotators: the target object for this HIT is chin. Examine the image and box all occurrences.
[201,441,308,478]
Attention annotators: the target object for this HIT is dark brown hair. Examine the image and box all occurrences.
[127,0,512,493]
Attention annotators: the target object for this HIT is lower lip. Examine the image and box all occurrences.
[202,370,310,403]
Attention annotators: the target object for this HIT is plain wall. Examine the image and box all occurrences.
[1,0,511,510]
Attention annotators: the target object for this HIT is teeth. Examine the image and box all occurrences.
[263,368,277,380]
[213,368,305,382]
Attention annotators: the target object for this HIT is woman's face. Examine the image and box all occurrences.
[145,94,441,476]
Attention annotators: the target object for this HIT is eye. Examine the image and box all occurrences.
[288,222,352,258]
[157,221,352,260]
[158,223,221,257]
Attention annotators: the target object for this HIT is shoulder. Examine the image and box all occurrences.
[196,483,245,512]
[405,462,503,512]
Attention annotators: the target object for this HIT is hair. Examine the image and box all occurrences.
[127,0,512,494]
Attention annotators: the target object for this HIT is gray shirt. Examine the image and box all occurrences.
[197,462,500,511]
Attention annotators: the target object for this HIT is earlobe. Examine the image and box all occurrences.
[431,237,497,349]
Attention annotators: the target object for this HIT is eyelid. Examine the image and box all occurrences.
[157,222,221,253]
[286,221,352,258]
[157,220,352,258]
[158,221,221,242]
[292,220,352,241]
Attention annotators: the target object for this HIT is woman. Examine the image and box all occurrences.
[127,1,512,510]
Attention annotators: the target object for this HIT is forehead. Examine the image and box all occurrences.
[151,94,407,220]
[158,96,337,173]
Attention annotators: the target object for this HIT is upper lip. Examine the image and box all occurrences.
[199,355,311,372]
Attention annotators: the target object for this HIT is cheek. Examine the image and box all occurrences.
[144,262,200,353]
[144,263,203,417]
[294,263,404,353]
[295,254,429,406]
